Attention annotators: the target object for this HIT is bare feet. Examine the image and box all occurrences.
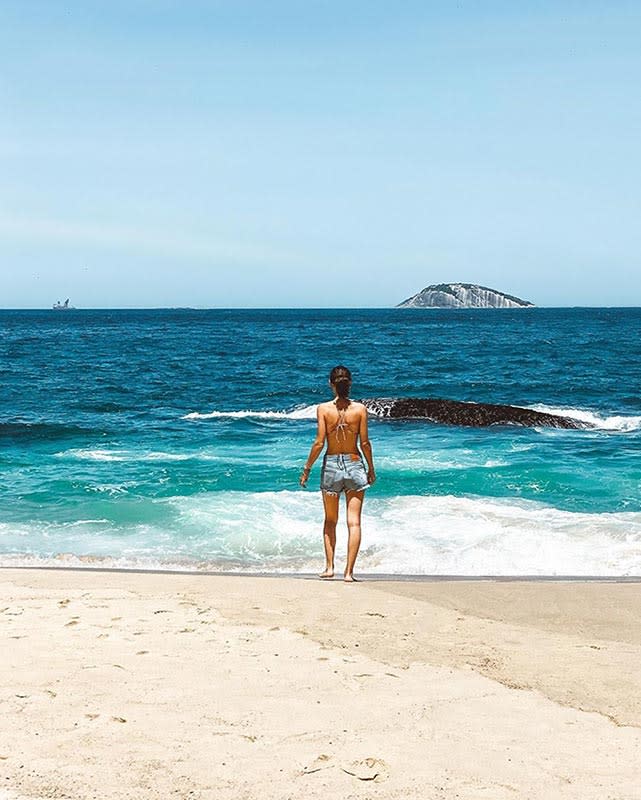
[318,569,334,579]
[343,574,358,583]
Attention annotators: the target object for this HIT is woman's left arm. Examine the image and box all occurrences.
[359,406,375,484]
[300,405,326,486]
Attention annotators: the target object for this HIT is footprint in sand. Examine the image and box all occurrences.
[341,757,390,782]
[301,754,333,775]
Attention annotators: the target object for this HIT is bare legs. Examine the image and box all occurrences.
[320,491,338,578]
[344,490,364,581]
[320,490,364,581]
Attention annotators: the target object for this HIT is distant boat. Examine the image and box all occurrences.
[52,298,75,310]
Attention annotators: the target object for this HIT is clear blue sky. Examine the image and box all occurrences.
[1,1,639,307]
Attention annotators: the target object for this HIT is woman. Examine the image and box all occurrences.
[300,366,376,582]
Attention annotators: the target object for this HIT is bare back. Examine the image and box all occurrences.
[319,399,367,455]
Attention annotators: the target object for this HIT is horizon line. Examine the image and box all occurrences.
[2,305,641,311]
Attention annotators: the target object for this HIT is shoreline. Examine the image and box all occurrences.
[2,568,641,798]
[2,564,641,581]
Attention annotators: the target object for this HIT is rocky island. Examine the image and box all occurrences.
[397,283,534,309]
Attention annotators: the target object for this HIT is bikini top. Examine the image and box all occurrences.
[331,399,354,441]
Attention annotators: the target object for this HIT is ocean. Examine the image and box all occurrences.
[1,307,640,576]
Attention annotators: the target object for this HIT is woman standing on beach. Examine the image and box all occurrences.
[300,366,376,582]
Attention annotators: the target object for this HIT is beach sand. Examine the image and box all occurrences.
[1,568,640,799]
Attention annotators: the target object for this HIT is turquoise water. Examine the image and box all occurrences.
[1,308,640,575]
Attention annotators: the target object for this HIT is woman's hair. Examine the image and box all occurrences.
[330,365,352,399]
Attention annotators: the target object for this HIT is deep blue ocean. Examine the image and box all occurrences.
[1,307,640,575]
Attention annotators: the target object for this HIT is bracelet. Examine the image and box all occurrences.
[302,466,310,473]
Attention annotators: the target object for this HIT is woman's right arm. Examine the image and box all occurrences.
[300,405,326,486]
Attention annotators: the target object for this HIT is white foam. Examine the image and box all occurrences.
[87,482,139,496]
[182,402,641,432]
[376,452,509,470]
[3,492,639,576]
[54,448,231,462]
[528,405,641,432]
[182,404,318,421]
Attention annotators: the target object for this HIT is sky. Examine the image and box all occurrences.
[1,1,640,308]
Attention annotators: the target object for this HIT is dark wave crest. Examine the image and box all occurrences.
[0,422,99,442]
[361,398,592,429]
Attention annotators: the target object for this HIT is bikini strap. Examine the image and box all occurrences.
[333,399,350,441]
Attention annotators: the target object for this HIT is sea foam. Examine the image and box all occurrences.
[55,448,225,462]
[182,405,318,421]
[183,403,641,432]
[2,492,640,576]
[528,405,641,432]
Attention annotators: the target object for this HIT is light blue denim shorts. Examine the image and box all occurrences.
[321,453,369,495]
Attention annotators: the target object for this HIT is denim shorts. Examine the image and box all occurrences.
[321,453,369,495]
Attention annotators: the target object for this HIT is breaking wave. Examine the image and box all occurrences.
[182,401,641,432]
[182,405,318,421]
[53,448,240,463]
[2,492,640,576]
[527,405,641,432]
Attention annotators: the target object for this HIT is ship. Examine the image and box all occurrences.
[52,299,75,310]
